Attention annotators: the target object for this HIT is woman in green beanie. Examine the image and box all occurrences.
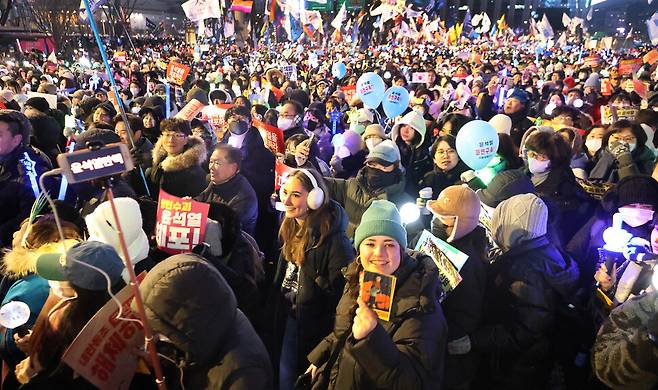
[305,200,447,389]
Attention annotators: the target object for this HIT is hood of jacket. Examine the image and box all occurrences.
[492,193,548,252]
[390,110,427,148]
[135,253,237,365]
[152,135,207,173]
[355,165,406,196]
[2,239,79,278]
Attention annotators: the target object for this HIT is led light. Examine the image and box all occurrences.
[400,203,420,225]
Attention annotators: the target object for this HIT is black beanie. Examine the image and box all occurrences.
[602,175,658,212]
[24,97,51,114]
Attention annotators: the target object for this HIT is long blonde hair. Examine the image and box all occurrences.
[279,169,331,265]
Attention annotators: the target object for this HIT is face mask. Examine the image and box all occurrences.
[278,117,296,131]
[528,157,551,174]
[232,85,241,96]
[49,280,77,299]
[585,139,602,154]
[364,166,398,190]
[618,206,654,228]
[628,143,637,152]
[131,106,141,114]
[431,217,451,241]
[305,120,318,132]
[228,120,249,135]
[350,123,366,134]
[130,88,140,96]
[365,138,381,151]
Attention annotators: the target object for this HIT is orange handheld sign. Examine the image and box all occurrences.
[166,62,191,85]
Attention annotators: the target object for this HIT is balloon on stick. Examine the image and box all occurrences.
[455,120,499,170]
[356,72,386,109]
[332,62,347,79]
[382,86,410,118]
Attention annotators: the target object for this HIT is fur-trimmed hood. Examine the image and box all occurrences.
[2,239,79,278]
[152,135,207,172]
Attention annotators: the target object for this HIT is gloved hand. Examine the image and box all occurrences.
[447,335,471,355]
[609,141,632,161]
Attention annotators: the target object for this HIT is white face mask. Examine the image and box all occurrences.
[628,143,637,152]
[618,206,654,228]
[277,117,296,131]
[528,157,551,174]
[365,138,381,151]
[585,139,602,154]
[130,88,140,97]
[48,280,77,299]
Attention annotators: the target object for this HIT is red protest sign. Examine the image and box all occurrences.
[113,51,127,62]
[166,62,191,85]
[176,99,206,121]
[62,274,146,390]
[254,119,284,154]
[633,80,648,99]
[200,103,233,135]
[643,49,658,65]
[600,78,612,96]
[275,159,295,190]
[618,59,642,76]
[340,85,357,104]
[583,55,601,68]
[156,190,210,254]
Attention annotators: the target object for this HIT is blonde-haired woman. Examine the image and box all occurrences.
[270,169,353,389]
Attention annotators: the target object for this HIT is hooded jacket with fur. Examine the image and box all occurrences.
[147,135,208,199]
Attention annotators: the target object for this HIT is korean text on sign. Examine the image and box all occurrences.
[156,190,210,254]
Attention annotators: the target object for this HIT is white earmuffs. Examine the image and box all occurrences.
[280,169,325,210]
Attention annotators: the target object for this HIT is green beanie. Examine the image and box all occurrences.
[354,200,407,250]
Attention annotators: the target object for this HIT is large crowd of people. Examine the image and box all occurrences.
[0,30,656,390]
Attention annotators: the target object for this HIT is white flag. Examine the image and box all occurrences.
[182,0,222,22]
[557,31,567,47]
[648,12,658,45]
[586,7,593,21]
[47,50,57,63]
[331,3,347,30]
[569,17,583,34]
[540,14,554,39]
[472,13,482,27]
[79,0,108,21]
[562,13,570,28]
[479,13,491,34]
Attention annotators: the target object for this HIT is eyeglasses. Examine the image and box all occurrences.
[610,134,636,144]
[526,150,549,161]
[161,132,187,140]
[435,149,457,156]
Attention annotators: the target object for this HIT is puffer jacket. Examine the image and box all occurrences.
[471,195,580,389]
[589,145,656,184]
[146,135,208,199]
[420,160,470,197]
[268,201,354,378]
[307,251,447,390]
[593,291,658,390]
[136,254,273,389]
[195,173,258,236]
[324,168,414,237]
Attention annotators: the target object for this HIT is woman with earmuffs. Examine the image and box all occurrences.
[267,169,354,390]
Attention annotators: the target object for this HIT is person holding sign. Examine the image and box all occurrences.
[305,200,447,389]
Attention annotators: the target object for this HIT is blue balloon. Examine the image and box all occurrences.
[356,72,386,109]
[332,62,346,79]
[382,86,410,118]
[455,120,499,170]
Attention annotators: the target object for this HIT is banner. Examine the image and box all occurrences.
[166,62,191,85]
[181,0,222,22]
[618,59,642,75]
[156,190,210,254]
[175,99,206,121]
[62,275,145,390]
[275,159,295,190]
[253,119,284,154]
[583,55,602,68]
[643,49,658,65]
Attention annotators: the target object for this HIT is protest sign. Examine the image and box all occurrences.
[254,119,284,154]
[618,59,642,75]
[175,99,206,121]
[643,49,658,65]
[166,62,191,85]
[200,103,233,134]
[340,85,357,103]
[62,275,145,390]
[583,55,601,68]
[113,51,126,62]
[275,159,295,190]
[282,64,297,81]
[359,271,396,321]
[411,72,430,84]
[156,190,210,254]
[600,78,612,96]
[415,230,464,300]
[600,106,639,125]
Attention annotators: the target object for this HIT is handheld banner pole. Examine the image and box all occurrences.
[81,2,164,389]
[82,0,151,198]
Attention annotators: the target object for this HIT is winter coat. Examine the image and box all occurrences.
[307,251,448,390]
[0,145,52,247]
[592,291,658,390]
[471,201,580,389]
[420,160,470,197]
[137,254,273,389]
[125,136,153,197]
[589,146,656,184]
[478,95,533,147]
[195,174,258,236]
[25,111,63,164]
[324,168,414,237]
[439,227,489,389]
[146,135,208,199]
[269,201,354,377]
[397,139,433,197]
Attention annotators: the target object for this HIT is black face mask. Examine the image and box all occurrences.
[431,217,450,241]
[283,153,296,167]
[228,120,249,135]
[364,166,398,190]
[306,120,318,132]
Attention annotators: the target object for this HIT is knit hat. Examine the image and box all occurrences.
[427,185,480,242]
[36,241,124,290]
[488,114,512,136]
[390,110,427,147]
[74,129,121,150]
[94,101,117,119]
[353,200,407,249]
[584,74,601,92]
[506,88,530,106]
[602,175,658,212]
[492,193,548,251]
[24,97,51,113]
[478,169,535,208]
[186,86,210,106]
[363,124,387,141]
[366,139,400,166]
[85,197,149,267]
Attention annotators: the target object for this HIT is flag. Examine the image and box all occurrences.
[648,12,658,45]
[569,17,583,34]
[230,0,253,13]
[305,10,323,33]
[562,13,570,28]
[47,50,57,63]
[181,0,222,22]
[539,14,554,39]
[556,31,567,47]
[462,9,472,37]
[331,3,347,30]
[479,13,491,34]
[79,0,108,21]
[224,13,235,37]
[497,14,507,30]
[586,7,593,21]
[146,17,157,30]
[625,27,633,39]
[472,13,482,27]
